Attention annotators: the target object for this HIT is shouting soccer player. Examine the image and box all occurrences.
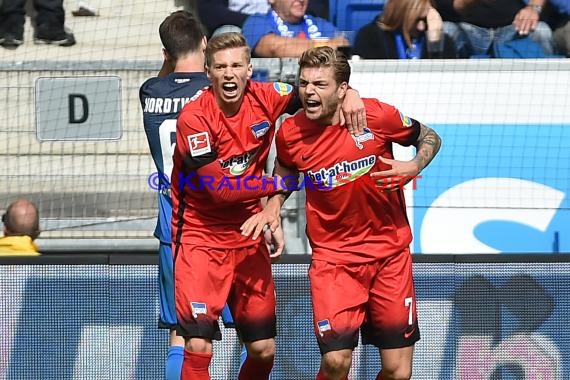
[171,33,366,380]
[139,11,245,379]
[241,46,442,380]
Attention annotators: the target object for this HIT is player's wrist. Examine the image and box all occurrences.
[269,192,289,206]
[410,158,424,175]
[263,201,282,221]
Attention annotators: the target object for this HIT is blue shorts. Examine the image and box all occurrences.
[158,243,236,329]
[158,243,177,329]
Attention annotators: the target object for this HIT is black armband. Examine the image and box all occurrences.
[182,149,218,171]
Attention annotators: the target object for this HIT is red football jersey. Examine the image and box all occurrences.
[276,98,420,264]
[172,81,295,247]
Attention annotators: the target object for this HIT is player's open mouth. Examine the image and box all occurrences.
[222,83,238,97]
[305,100,321,111]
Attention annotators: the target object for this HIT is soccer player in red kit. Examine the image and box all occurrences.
[241,46,442,380]
[171,33,366,380]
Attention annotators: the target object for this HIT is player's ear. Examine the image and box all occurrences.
[338,81,348,100]
[247,62,253,80]
[162,48,170,61]
[201,36,207,52]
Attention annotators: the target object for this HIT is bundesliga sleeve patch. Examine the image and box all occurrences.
[188,132,211,157]
[399,111,413,127]
[273,82,293,96]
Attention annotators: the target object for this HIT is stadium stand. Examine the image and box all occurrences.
[331,0,385,43]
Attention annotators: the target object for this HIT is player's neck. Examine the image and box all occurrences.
[220,104,241,117]
[330,110,341,126]
[216,96,243,117]
[174,53,205,73]
[174,62,205,73]
[320,109,341,126]
[312,109,341,127]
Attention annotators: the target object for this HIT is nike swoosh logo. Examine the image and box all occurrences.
[301,155,310,161]
[404,326,416,339]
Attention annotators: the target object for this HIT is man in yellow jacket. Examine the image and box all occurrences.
[0,199,41,256]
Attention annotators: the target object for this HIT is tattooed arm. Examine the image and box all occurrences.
[411,123,442,173]
[371,122,442,191]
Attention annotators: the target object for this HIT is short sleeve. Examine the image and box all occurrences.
[175,107,218,170]
[254,81,297,122]
[366,99,421,146]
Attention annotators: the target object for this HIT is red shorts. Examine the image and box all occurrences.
[173,242,276,342]
[309,247,420,354]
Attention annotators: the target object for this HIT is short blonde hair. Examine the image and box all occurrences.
[205,32,251,68]
[298,46,351,85]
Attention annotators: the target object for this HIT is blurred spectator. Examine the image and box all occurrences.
[548,0,570,56]
[353,0,456,59]
[0,199,41,256]
[435,0,554,57]
[197,0,329,38]
[241,0,348,58]
[0,0,76,49]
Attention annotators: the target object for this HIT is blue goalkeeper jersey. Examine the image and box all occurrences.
[139,72,210,244]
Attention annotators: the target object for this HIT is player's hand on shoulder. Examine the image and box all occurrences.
[341,89,367,136]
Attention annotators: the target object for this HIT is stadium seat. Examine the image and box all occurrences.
[334,0,384,42]
[329,0,338,25]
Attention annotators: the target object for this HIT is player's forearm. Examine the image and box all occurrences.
[273,158,298,196]
[263,157,298,216]
[203,176,279,203]
[207,179,280,203]
[411,124,442,172]
[187,159,282,203]
[264,194,287,220]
